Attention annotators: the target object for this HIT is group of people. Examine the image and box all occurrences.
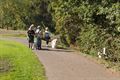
[27,24,51,50]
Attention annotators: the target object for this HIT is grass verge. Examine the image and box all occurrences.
[0,40,46,80]
[72,46,120,73]
[0,33,26,38]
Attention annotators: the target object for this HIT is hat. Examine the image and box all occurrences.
[35,29,39,33]
[30,24,34,27]
[37,26,40,28]
[28,24,34,30]
[45,27,48,30]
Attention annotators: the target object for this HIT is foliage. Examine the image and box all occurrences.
[0,0,55,32]
[0,0,120,70]
[50,0,120,63]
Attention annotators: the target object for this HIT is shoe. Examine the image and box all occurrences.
[46,45,48,47]
[32,47,34,50]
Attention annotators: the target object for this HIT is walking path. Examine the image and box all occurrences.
[1,37,120,80]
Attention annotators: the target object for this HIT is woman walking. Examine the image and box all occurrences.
[36,30,42,50]
[44,27,51,47]
[35,26,42,50]
[27,24,35,49]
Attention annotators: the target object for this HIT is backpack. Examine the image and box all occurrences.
[45,33,50,38]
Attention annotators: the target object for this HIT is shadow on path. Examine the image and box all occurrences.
[37,48,74,53]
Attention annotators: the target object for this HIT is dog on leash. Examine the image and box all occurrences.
[51,39,57,49]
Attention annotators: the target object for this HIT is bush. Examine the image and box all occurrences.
[51,0,120,63]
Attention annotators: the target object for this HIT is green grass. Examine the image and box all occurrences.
[0,33,26,38]
[0,40,46,80]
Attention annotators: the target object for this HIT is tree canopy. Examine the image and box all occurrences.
[0,0,55,31]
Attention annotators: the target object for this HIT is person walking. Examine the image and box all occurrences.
[35,26,42,50]
[27,24,35,49]
[34,26,40,49]
[37,30,42,50]
[44,27,51,47]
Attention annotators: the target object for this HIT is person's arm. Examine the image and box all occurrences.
[49,31,51,37]
[33,30,35,35]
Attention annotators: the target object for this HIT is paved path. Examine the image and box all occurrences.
[1,37,120,80]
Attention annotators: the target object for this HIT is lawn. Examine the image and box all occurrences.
[0,33,27,38]
[0,40,46,80]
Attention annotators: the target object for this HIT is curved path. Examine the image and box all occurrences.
[1,37,120,80]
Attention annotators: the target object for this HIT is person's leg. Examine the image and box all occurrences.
[29,40,31,48]
[31,37,34,50]
[46,37,50,46]
[29,38,33,49]
[46,40,49,47]
[37,37,39,50]
[34,43,36,49]
[31,43,34,49]
[47,41,49,45]
[39,39,42,49]
[34,40,37,50]
[29,40,32,48]
[45,37,48,47]
[29,43,30,48]
[29,43,32,49]
[38,38,42,50]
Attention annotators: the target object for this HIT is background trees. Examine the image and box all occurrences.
[0,0,55,31]
[50,0,120,62]
[0,0,120,63]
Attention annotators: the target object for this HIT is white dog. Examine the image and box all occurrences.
[51,39,57,49]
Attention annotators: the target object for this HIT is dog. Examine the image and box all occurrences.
[51,39,57,49]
